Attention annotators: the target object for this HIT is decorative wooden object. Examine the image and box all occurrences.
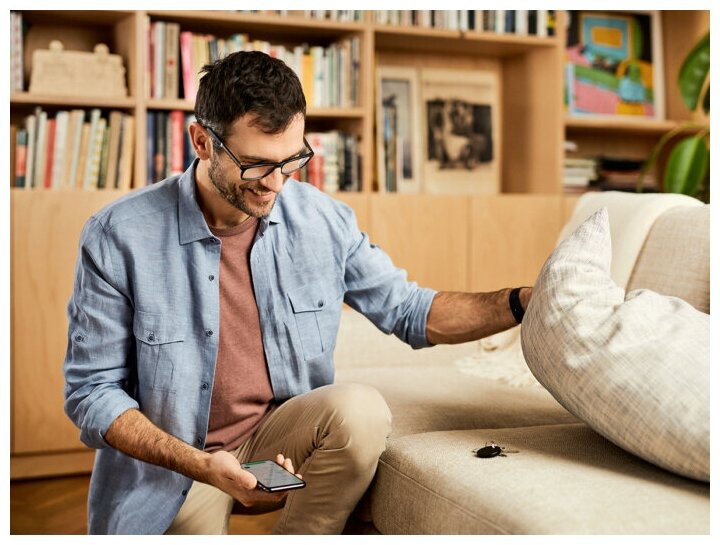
[29,40,127,98]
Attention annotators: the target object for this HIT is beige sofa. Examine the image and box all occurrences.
[334,192,710,534]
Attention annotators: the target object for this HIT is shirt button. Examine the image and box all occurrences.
[196,437,203,445]
[208,275,215,281]
[201,382,209,390]
[181,490,188,497]
[206,330,213,337]
[75,334,84,342]
[318,300,324,308]
[147,334,155,342]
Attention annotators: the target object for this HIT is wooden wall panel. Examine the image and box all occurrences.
[469,195,564,292]
[11,189,125,454]
[368,194,470,292]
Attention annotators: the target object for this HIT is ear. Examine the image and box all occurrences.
[188,122,213,161]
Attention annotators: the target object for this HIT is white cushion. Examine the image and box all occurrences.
[521,208,709,481]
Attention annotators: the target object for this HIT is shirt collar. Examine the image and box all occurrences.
[178,159,283,245]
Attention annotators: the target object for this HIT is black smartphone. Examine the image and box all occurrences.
[240,460,307,493]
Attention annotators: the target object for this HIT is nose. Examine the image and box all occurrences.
[258,167,285,193]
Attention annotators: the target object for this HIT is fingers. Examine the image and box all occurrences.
[276,453,295,474]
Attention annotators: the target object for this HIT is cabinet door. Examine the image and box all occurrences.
[11,190,126,454]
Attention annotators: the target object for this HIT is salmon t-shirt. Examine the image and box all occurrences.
[204,217,274,452]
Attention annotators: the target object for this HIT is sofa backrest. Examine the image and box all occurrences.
[626,205,710,313]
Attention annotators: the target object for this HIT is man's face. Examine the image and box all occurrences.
[207,114,305,219]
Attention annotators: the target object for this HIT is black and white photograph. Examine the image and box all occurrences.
[420,68,500,194]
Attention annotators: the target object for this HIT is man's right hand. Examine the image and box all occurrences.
[204,451,301,508]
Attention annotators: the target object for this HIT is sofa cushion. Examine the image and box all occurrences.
[370,425,709,534]
[521,208,710,481]
[336,364,578,438]
[556,191,701,288]
[627,205,710,313]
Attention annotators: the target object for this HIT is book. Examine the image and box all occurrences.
[24,114,36,189]
[43,118,57,189]
[63,110,85,188]
[169,110,185,176]
[97,124,111,189]
[86,116,107,189]
[75,122,91,189]
[146,111,155,185]
[154,111,167,183]
[50,111,69,189]
[152,21,166,99]
[117,114,135,190]
[180,31,195,100]
[81,109,102,188]
[165,22,181,100]
[15,128,28,188]
[11,125,17,187]
[11,12,23,92]
[33,109,48,189]
[183,113,196,170]
[104,111,124,189]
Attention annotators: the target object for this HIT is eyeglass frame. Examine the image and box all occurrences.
[203,125,314,181]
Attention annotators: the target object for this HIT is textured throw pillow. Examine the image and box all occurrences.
[520,208,709,481]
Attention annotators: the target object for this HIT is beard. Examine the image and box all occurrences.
[207,155,277,219]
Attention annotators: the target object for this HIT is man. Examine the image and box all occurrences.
[63,51,532,535]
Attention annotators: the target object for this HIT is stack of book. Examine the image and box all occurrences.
[146,110,197,184]
[593,156,658,193]
[12,108,135,190]
[563,157,598,193]
[10,11,24,92]
[148,19,361,108]
[292,131,361,193]
[373,10,556,36]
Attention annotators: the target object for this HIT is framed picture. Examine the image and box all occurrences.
[419,68,500,194]
[565,10,665,120]
[375,66,422,193]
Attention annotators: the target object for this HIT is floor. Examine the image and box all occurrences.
[10,474,281,534]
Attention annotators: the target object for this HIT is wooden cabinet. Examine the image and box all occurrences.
[9,10,709,478]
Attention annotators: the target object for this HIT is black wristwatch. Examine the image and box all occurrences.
[509,287,525,324]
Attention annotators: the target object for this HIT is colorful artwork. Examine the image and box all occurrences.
[565,11,664,120]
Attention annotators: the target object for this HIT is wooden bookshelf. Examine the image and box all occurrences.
[9,9,710,479]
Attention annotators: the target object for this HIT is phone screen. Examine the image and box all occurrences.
[240,460,306,492]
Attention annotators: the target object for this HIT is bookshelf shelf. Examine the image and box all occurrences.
[10,92,136,110]
[565,117,682,135]
[373,25,558,56]
[145,99,365,120]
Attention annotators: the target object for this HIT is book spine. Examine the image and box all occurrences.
[145,15,152,98]
[180,31,195,100]
[153,21,166,99]
[165,23,180,100]
[24,115,36,189]
[51,111,69,189]
[75,123,90,188]
[87,117,107,189]
[67,110,86,189]
[43,119,56,189]
[97,124,111,189]
[146,111,156,184]
[33,110,48,189]
[82,109,102,189]
[169,110,185,176]
[11,125,17,188]
[11,12,24,92]
[154,111,167,183]
[184,113,196,170]
[105,111,123,189]
[117,114,135,190]
[15,128,27,188]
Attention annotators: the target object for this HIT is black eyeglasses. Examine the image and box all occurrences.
[204,126,314,181]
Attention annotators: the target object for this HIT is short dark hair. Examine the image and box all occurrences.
[195,51,306,140]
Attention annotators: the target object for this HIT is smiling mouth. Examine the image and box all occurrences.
[245,187,272,196]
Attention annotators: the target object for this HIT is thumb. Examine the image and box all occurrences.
[224,462,257,490]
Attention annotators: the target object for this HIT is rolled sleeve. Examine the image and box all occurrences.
[342,214,437,349]
[63,217,139,450]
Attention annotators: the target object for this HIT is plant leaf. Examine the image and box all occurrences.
[678,33,710,111]
[663,136,709,196]
[702,83,710,114]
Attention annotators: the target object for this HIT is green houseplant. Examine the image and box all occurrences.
[640,32,710,201]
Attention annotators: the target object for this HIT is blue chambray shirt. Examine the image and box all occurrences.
[63,160,436,534]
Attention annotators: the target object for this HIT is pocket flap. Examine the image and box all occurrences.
[133,309,185,345]
[287,286,327,313]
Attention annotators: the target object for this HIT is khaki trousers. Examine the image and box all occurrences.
[166,383,392,534]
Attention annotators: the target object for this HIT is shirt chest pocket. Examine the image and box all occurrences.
[133,310,186,393]
[287,286,328,361]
